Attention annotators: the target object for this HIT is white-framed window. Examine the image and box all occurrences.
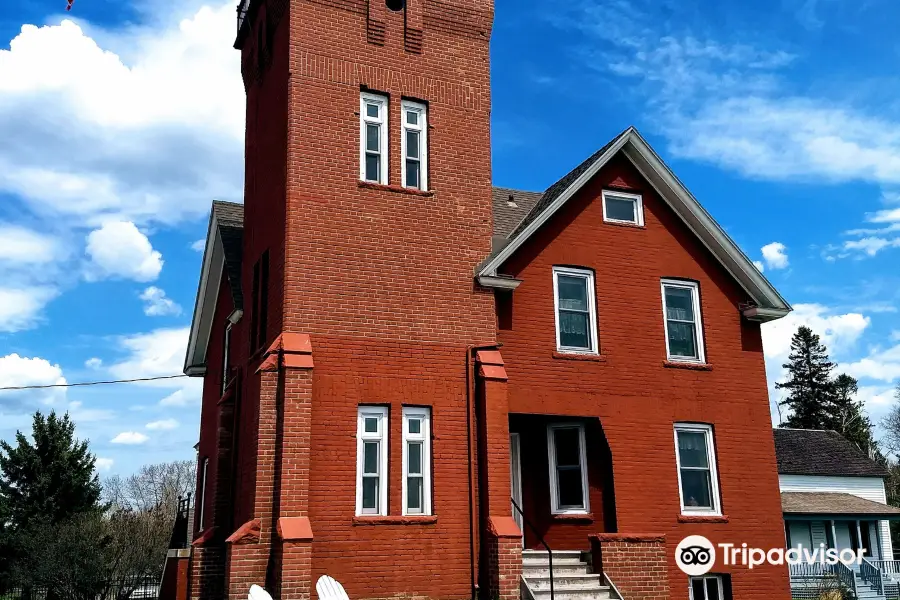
[661,279,705,363]
[547,423,590,514]
[674,423,721,516]
[552,266,598,354]
[221,322,232,394]
[360,92,388,184]
[198,457,209,532]
[356,406,388,516]
[401,100,428,190]
[602,190,644,226]
[690,575,724,600]
[402,407,432,516]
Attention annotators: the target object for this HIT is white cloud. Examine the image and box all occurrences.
[0,225,60,265]
[146,418,178,430]
[191,239,206,252]
[111,431,149,445]
[892,330,900,342]
[0,7,243,227]
[0,353,67,407]
[0,287,57,332]
[85,357,103,369]
[840,344,900,383]
[95,457,114,471]
[843,237,900,257]
[85,221,163,281]
[140,286,182,317]
[761,242,789,270]
[159,389,199,407]
[753,260,765,272]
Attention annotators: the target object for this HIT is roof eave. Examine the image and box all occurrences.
[183,209,227,376]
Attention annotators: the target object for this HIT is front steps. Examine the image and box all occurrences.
[521,550,617,600]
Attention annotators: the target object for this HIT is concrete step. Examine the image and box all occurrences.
[523,550,585,560]
[528,575,606,592]
[523,564,590,578]
[531,589,613,600]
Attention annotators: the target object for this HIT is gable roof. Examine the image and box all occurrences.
[774,428,888,478]
[184,201,245,376]
[493,187,543,238]
[477,126,792,322]
[781,492,900,518]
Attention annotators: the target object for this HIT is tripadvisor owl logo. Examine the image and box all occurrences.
[676,535,716,576]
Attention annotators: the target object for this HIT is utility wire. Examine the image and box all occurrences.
[0,374,188,391]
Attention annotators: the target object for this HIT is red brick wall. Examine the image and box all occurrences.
[498,154,790,599]
[590,534,669,600]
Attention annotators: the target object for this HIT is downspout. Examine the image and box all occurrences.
[466,341,502,600]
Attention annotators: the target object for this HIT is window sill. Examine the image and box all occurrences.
[603,220,646,230]
[552,351,606,362]
[550,512,594,523]
[678,514,729,524]
[664,361,713,371]
[352,515,437,526]
[358,181,435,197]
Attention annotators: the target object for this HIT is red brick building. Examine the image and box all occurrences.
[181,1,794,599]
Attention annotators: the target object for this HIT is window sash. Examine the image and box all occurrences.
[690,576,723,600]
[547,424,590,514]
[661,280,705,362]
[602,190,644,225]
[402,407,431,516]
[198,457,209,532]
[360,93,388,184]
[401,101,427,191]
[674,424,721,516]
[221,323,232,395]
[357,407,388,516]
[553,267,598,353]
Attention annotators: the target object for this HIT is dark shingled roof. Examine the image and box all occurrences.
[774,428,888,478]
[782,492,900,518]
[212,201,244,311]
[507,128,630,239]
[492,187,543,238]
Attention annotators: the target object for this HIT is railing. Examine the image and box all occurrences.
[789,562,829,579]
[167,493,192,550]
[829,561,858,597]
[873,560,900,577]
[511,497,553,600]
[236,0,252,35]
[861,558,885,596]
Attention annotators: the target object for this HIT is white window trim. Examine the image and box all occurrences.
[198,457,209,532]
[356,406,389,516]
[400,100,428,191]
[552,266,599,355]
[602,189,644,226]
[222,322,232,394]
[661,278,706,363]
[360,92,388,184]
[401,407,432,516]
[689,575,724,600]
[547,423,590,515]
[674,423,722,517]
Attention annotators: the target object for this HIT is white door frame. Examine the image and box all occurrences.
[510,433,524,545]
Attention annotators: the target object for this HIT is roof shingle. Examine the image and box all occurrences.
[782,492,900,517]
[774,428,887,478]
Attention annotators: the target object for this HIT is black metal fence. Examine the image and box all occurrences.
[0,577,159,600]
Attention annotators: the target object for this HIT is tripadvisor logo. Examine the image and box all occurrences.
[675,535,866,574]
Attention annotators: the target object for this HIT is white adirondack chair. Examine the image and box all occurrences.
[249,585,274,600]
[316,575,350,600]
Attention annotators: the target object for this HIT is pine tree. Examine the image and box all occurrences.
[0,411,102,530]
[776,325,836,429]
[829,373,876,455]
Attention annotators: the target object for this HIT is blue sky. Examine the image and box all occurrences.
[0,0,898,475]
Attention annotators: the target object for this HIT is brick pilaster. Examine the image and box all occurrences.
[190,537,225,600]
[589,534,670,600]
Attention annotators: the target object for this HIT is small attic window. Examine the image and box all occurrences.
[386,0,405,11]
[602,190,644,226]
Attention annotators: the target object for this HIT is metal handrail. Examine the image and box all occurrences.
[872,560,900,576]
[511,497,553,600]
[861,557,885,595]
[829,561,858,597]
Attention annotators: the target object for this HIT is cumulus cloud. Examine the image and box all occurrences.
[753,260,765,272]
[761,242,789,270]
[85,357,103,369]
[191,239,206,252]
[158,389,198,407]
[146,418,179,430]
[85,221,163,281]
[0,353,67,408]
[108,327,201,406]
[140,286,182,317]
[0,225,60,265]
[95,457,114,471]
[0,7,243,227]
[111,431,149,445]
[0,287,57,332]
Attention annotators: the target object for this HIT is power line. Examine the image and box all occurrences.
[0,374,188,391]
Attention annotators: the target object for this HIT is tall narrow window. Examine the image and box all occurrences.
[360,92,388,184]
[356,406,388,516]
[553,266,598,353]
[402,407,432,516]
[198,457,209,532]
[401,100,428,190]
[547,423,590,514]
[690,576,725,600]
[674,423,721,516]
[661,279,705,362]
[222,323,232,394]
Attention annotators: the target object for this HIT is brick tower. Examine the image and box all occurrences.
[190,1,506,599]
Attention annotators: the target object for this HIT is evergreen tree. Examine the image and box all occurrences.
[0,411,102,530]
[776,325,836,429]
[829,373,876,455]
